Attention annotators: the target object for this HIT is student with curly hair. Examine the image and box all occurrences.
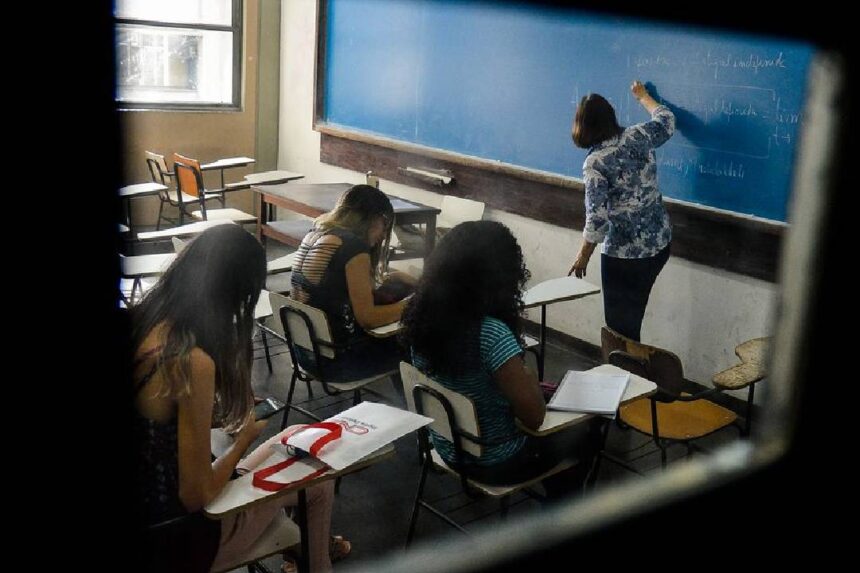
[401,221,599,497]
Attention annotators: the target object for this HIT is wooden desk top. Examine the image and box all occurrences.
[244,170,304,185]
[256,182,440,216]
[225,170,306,191]
[254,289,273,320]
[524,364,657,436]
[523,276,601,308]
[367,321,402,338]
[119,182,167,198]
[137,219,235,241]
[120,253,176,277]
[201,156,256,170]
[267,252,297,274]
[712,337,769,390]
[204,444,394,518]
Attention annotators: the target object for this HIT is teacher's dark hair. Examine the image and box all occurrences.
[400,220,530,376]
[572,93,623,148]
[130,224,267,431]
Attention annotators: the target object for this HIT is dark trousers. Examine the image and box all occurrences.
[601,243,670,341]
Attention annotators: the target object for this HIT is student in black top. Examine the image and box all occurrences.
[131,225,344,573]
[290,184,416,381]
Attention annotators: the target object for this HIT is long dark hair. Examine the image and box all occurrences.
[400,221,530,376]
[130,224,266,431]
[572,93,623,148]
[315,184,394,281]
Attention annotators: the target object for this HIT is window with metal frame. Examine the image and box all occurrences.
[115,0,243,110]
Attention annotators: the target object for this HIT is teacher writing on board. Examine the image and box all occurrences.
[568,80,675,341]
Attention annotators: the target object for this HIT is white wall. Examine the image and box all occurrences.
[278,0,776,391]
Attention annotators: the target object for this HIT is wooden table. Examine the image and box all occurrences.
[252,182,441,254]
[523,276,601,380]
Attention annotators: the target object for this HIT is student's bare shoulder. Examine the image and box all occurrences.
[188,348,216,378]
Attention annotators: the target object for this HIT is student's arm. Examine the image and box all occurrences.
[494,355,546,431]
[631,80,675,147]
[385,269,419,287]
[176,348,266,512]
[345,253,406,329]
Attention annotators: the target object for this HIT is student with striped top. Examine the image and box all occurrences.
[401,221,599,496]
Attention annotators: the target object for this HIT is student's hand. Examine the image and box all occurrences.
[233,415,268,449]
[568,253,590,278]
[631,80,648,100]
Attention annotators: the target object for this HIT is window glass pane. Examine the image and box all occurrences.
[116,25,233,105]
[116,0,232,27]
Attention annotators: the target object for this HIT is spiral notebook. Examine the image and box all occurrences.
[547,370,630,417]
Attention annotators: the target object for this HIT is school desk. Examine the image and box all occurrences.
[204,444,394,573]
[136,219,235,241]
[119,252,176,304]
[119,182,168,234]
[523,276,601,380]
[251,182,441,256]
[522,363,657,437]
[200,156,256,189]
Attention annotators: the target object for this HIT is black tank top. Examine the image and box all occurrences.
[133,348,220,572]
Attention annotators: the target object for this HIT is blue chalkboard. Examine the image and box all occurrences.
[323,0,814,222]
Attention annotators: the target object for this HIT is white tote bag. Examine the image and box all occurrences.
[273,402,432,470]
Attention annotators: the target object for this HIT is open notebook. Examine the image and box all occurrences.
[547,370,631,417]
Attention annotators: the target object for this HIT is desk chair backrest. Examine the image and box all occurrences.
[145,151,171,186]
[173,153,205,199]
[601,326,685,398]
[266,291,290,341]
[400,361,482,457]
[278,296,336,359]
[438,195,485,230]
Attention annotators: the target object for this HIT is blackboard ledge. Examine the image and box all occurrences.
[665,197,788,235]
[316,123,584,190]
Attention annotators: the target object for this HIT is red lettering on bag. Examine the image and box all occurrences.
[335,420,369,435]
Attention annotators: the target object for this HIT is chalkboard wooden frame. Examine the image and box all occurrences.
[312,0,784,283]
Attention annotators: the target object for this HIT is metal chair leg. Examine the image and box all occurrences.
[156,199,165,230]
[261,328,272,373]
[281,372,299,430]
[405,458,432,548]
[744,383,756,436]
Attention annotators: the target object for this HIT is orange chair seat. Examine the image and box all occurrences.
[620,395,737,441]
